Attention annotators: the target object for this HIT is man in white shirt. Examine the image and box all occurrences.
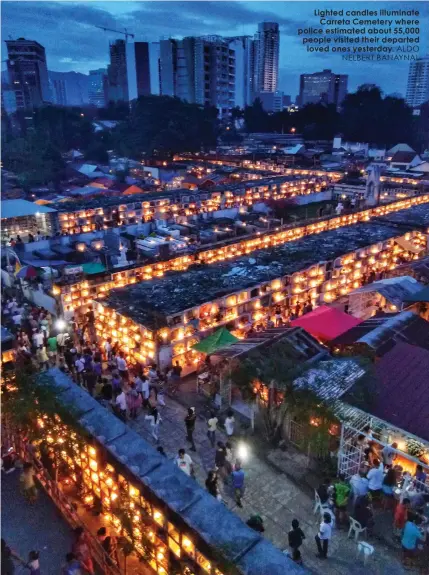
[175,448,194,477]
[104,339,112,360]
[115,390,127,421]
[224,410,235,437]
[367,458,384,499]
[32,329,44,349]
[207,412,218,448]
[315,512,332,559]
[350,469,369,501]
[116,353,128,377]
[12,311,22,326]
[381,442,397,468]
[74,354,85,385]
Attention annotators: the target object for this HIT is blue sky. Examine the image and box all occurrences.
[2,1,428,98]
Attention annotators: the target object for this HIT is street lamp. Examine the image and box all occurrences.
[55,319,66,331]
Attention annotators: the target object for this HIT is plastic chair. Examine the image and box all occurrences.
[348,517,367,541]
[356,541,374,565]
[313,489,330,515]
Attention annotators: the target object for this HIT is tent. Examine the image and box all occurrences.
[192,327,238,355]
[291,306,362,342]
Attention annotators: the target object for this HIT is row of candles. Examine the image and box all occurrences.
[93,230,427,370]
[57,176,331,234]
[53,194,429,316]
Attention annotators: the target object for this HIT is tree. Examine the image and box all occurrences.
[112,95,218,159]
[340,85,414,147]
[229,341,338,449]
[2,134,65,191]
[243,98,268,132]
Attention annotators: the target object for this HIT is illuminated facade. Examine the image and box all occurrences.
[93,223,428,374]
[53,195,429,318]
[3,369,298,575]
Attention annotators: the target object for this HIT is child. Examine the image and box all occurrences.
[20,462,37,503]
[27,551,40,575]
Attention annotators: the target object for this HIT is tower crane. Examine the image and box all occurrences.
[94,25,135,41]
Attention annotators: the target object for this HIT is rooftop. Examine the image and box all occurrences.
[349,276,424,307]
[100,220,404,329]
[348,342,429,443]
[331,311,429,355]
[45,369,304,575]
[1,199,57,219]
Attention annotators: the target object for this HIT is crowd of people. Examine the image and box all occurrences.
[311,427,429,567]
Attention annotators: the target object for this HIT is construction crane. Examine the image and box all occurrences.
[95,25,135,41]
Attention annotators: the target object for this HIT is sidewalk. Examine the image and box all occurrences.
[129,393,419,575]
[1,470,74,574]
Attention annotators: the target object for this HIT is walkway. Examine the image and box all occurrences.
[1,470,74,574]
[129,394,419,575]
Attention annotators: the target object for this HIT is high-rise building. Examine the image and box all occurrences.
[5,38,51,110]
[256,90,285,113]
[134,42,151,96]
[49,71,89,106]
[406,56,429,108]
[299,69,348,110]
[159,36,235,117]
[88,69,107,107]
[228,36,255,108]
[255,22,279,94]
[149,43,160,95]
[52,78,67,106]
[107,40,129,103]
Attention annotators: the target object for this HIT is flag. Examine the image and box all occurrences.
[14,260,21,275]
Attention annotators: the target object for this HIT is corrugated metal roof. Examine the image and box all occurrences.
[1,199,57,218]
[350,276,424,306]
[294,359,366,401]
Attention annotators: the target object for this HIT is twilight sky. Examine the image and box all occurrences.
[1,0,428,98]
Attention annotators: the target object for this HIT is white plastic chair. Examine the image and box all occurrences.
[356,541,374,565]
[313,489,330,515]
[348,517,367,541]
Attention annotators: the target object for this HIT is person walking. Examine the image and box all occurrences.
[97,527,119,566]
[74,354,85,386]
[231,459,245,508]
[20,462,38,504]
[61,553,82,575]
[175,448,195,477]
[185,407,197,452]
[315,512,332,559]
[126,382,142,419]
[114,389,127,421]
[26,551,40,575]
[1,539,26,574]
[215,442,227,481]
[207,412,218,448]
[145,407,162,441]
[224,410,235,438]
[72,527,94,575]
[205,470,221,500]
[36,346,50,370]
[288,519,305,564]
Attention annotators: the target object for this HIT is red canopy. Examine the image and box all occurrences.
[291,306,362,342]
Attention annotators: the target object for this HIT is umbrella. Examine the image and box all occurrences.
[15,265,38,279]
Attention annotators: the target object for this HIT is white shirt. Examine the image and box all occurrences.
[104,342,112,353]
[208,417,218,432]
[319,521,332,540]
[33,332,44,347]
[117,357,127,371]
[367,465,384,490]
[350,475,369,497]
[12,314,22,325]
[175,454,193,476]
[225,416,235,436]
[116,392,127,411]
[75,358,85,373]
[142,379,150,399]
[381,445,396,466]
[57,333,68,346]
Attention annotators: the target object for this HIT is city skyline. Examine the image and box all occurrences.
[2,1,428,99]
